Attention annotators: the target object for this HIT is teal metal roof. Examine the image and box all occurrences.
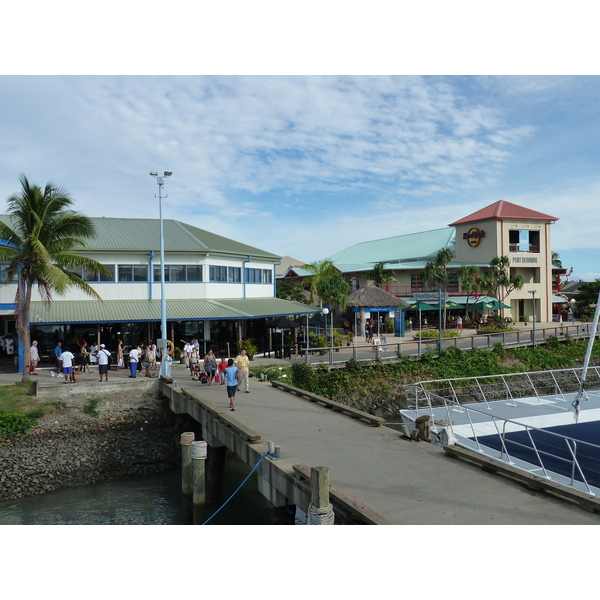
[328,227,456,269]
[29,298,320,325]
[0,215,281,260]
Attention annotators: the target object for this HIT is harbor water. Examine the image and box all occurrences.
[0,453,283,525]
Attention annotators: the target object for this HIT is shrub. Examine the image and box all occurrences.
[0,413,35,436]
[83,398,100,417]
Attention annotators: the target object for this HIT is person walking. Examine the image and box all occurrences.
[234,348,250,393]
[97,344,111,382]
[128,345,140,378]
[29,341,40,375]
[204,349,218,386]
[142,344,154,378]
[52,341,62,377]
[456,315,463,333]
[78,340,93,374]
[116,339,124,371]
[218,357,227,385]
[61,346,77,384]
[225,358,239,410]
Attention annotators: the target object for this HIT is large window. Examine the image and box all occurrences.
[153,265,203,282]
[209,265,228,282]
[411,273,459,292]
[228,267,241,283]
[509,229,540,253]
[245,268,262,283]
[84,265,115,282]
[118,264,148,282]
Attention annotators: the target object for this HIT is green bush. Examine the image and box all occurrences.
[83,398,100,417]
[0,413,35,436]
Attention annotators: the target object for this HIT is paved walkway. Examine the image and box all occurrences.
[179,372,600,524]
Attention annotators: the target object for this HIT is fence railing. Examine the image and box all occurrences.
[294,323,597,365]
[403,368,600,496]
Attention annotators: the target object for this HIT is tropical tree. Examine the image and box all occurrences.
[0,175,108,382]
[367,261,396,289]
[478,255,524,324]
[457,264,479,319]
[552,251,563,268]
[303,258,350,311]
[575,280,600,316]
[422,248,453,330]
[276,280,309,304]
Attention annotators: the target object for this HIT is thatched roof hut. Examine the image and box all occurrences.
[347,284,408,335]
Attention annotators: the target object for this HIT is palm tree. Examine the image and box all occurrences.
[422,248,453,330]
[367,262,396,289]
[303,258,350,310]
[457,264,479,320]
[0,175,107,382]
[478,255,524,324]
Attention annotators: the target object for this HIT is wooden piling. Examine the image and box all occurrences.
[180,432,195,496]
[191,440,208,524]
[415,415,431,442]
[311,466,330,510]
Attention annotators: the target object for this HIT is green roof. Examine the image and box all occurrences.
[29,298,319,325]
[0,215,281,260]
[328,227,456,270]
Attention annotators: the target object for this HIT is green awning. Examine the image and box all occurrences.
[29,297,320,325]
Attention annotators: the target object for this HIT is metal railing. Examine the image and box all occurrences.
[294,323,597,365]
[404,369,600,495]
[403,367,600,414]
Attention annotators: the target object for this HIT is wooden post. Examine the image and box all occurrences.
[180,432,195,496]
[191,440,207,524]
[415,415,431,442]
[311,466,330,510]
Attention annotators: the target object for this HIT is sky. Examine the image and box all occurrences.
[2,7,600,287]
[3,1,599,584]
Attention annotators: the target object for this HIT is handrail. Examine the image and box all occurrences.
[448,401,600,495]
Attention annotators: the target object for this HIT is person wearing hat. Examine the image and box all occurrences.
[29,341,40,375]
[97,344,112,382]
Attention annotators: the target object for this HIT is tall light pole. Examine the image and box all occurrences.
[150,171,172,377]
[322,307,330,362]
[529,289,536,347]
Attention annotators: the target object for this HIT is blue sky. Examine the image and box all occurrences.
[2,6,599,283]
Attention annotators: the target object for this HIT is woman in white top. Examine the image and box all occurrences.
[29,341,40,375]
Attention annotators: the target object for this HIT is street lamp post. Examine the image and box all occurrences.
[529,289,536,347]
[150,171,172,377]
[322,307,331,363]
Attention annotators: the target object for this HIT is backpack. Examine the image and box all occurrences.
[146,349,155,362]
[200,373,208,384]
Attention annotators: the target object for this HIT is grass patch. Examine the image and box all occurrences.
[83,398,100,417]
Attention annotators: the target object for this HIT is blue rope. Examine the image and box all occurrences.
[202,451,269,525]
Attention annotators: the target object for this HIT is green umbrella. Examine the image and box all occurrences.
[469,298,510,311]
[407,301,438,311]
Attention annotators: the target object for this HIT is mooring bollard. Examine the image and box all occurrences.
[191,440,208,523]
[180,432,195,496]
[414,414,431,442]
[307,466,335,525]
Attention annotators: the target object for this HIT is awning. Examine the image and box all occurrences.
[28,297,320,325]
[552,295,568,303]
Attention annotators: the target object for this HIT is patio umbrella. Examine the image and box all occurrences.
[405,301,439,331]
[347,283,409,335]
[469,298,510,311]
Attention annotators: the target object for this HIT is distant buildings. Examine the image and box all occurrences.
[283,200,561,323]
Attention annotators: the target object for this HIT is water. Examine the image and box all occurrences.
[0,454,278,525]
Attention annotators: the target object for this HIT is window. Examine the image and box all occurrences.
[84,265,115,282]
[209,265,228,282]
[262,269,273,284]
[509,229,540,253]
[228,267,241,283]
[118,265,148,282]
[245,268,262,283]
[153,265,203,282]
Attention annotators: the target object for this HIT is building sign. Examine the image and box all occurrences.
[463,227,485,247]
[512,256,538,263]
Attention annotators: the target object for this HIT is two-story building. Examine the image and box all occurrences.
[0,216,317,365]
[283,200,559,323]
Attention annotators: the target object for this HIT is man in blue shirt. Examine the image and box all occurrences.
[52,341,62,377]
[225,358,239,411]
